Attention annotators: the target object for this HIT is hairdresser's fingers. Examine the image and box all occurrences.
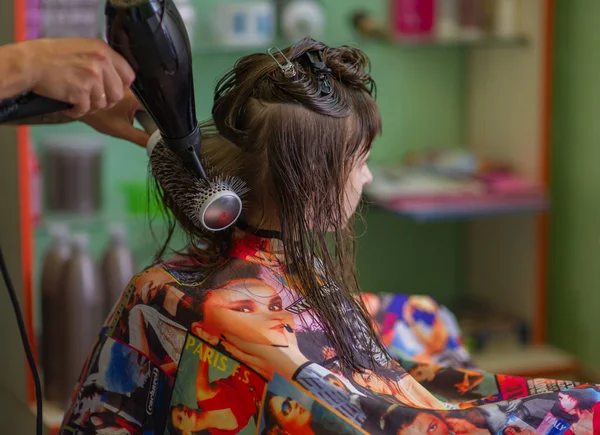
[116,93,150,146]
[63,88,91,118]
[118,125,151,148]
[81,91,149,146]
[89,80,108,113]
[102,61,125,108]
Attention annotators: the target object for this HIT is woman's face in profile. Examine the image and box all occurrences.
[201,278,295,346]
[269,396,311,431]
[397,412,450,435]
[171,405,198,434]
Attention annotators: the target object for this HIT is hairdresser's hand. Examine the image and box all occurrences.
[18,38,135,118]
[80,91,150,147]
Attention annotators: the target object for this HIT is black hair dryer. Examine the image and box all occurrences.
[105,0,206,178]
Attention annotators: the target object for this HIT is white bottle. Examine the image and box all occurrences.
[100,224,135,318]
[494,0,519,39]
[281,0,325,41]
[436,0,459,41]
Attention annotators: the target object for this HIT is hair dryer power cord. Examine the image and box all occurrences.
[0,244,43,435]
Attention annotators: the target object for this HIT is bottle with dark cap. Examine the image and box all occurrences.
[62,232,104,406]
[100,223,135,318]
[41,223,71,405]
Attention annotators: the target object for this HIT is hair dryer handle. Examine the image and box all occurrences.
[0,92,72,123]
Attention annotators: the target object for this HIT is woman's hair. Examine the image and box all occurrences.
[152,38,386,371]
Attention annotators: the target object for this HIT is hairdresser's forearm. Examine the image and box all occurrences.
[0,42,36,100]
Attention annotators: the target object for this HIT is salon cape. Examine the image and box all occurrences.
[59,229,600,435]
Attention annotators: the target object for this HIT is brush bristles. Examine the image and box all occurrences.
[150,141,249,231]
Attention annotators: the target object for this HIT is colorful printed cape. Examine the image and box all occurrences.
[60,229,600,435]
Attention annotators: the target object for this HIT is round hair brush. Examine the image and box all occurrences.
[147,135,249,232]
[105,0,247,231]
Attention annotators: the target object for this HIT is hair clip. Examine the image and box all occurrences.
[268,47,296,79]
[305,49,333,96]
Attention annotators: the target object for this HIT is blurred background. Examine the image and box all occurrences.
[1,0,599,432]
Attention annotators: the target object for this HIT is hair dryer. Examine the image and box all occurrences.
[104,0,205,180]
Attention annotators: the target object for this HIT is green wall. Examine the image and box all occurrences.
[549,1,600,368]
[31,0,466,305]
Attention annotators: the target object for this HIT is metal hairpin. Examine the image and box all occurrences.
[268,47,296,78]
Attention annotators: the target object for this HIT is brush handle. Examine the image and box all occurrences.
[0,92,72,123]
[134,110,159,135]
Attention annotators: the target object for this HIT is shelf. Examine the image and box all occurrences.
[191,35,529,57]
[367,192,548,222]
[384,35,529,49]
[472,344,580,379]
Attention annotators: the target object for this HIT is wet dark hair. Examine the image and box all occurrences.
[152,37,387,372]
